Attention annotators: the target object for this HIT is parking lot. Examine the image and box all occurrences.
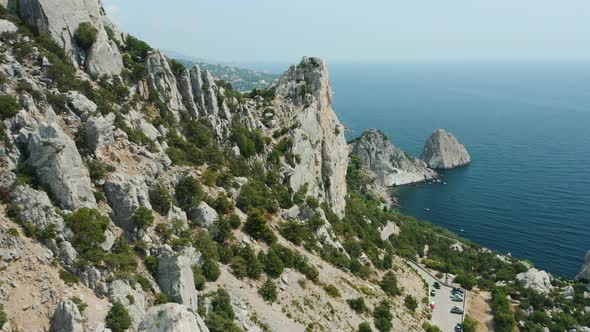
[408,261,466,332]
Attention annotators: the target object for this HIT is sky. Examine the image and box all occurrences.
[102,0,590,65]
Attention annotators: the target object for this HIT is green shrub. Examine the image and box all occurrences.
[70,296,88,313]
[373,300,393,332]
[323,283,341,298]
[230,256,247,279]
[260,249,284,278]
[380,272,401,297]
[358,322,372,332]
[230,122,267,158]
[244,209,276,244]
[404,295,418,312]
[154,293,169,305]
[144,255,158,276]
[454,273,476,290]
[259,278,277,302]
[202,257,221,281]
[192,266,206,291]
[463,314,478,332]
[64,208,109,264]
[74,22,98,49]
[0,304,7,329]
[87,159,109,181]
[150,184,173,215]
[228,214,241,229]
[280,220,307,245]
[211,217,232,244]
[105,302,132,332]
[175,176,203,210]
[347,297,367,314]
[239,246,263,279]
[131,207,154,229]
[236,180,277,213]
[491,287,514,332]
[104,238,138,277]
[7,228,19,237]
[59,270,79,286]
[0,95,21,119]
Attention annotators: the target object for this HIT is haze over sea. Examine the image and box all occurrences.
[326,61,590,279]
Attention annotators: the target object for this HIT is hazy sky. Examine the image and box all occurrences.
[102,0,590,64]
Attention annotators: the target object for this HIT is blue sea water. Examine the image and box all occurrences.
[328,62,590,279]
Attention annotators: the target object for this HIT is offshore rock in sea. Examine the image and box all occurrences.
[349,129,438,186]
[420,129,470,169]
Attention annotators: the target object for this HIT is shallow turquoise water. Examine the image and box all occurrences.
[329,62,590,278]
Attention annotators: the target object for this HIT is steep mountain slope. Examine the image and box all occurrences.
[0,2,588,332]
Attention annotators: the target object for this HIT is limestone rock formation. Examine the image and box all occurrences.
[27,122,96,210]
[576,250,590,281]
[51,300,84,332]
[516,268,553,293]
[349,129,438,186]
[146,50,185,119]
[104,173,151,231]
[187,201,218,228]
[17,0,123,76]
[420,129,470,169]
[273,57,348,218]
[85,113,116,153]
[66,91,98,117]
[109,280,148,328]
[138,303,209,332]
[11,185,66,232]
[0,19,17,34]
[156,251,199,310]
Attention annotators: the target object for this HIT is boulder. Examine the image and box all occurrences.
[66,91,97,116]
[420,129,470,169]
[156,251,199,310]
[576,250,590,281]
[272,57,348,218]
[51,300,84,332]
[516,268,553,293]
[10,185,65,232]
[0,19,18,34]
[138,303,209,332]
[27,122,96,210]
[349,129,438,186]
[187,201,218,228]
[104,173,151,231]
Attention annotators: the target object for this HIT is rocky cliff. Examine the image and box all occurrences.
[420,129,470,169]
[271,57,348,218]
[349,129,438,186]
[17,0,124,76]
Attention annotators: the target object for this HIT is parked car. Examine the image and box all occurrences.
[430,289,436,297]
[455,323,463,332]
[452,295,464,302]
[433,281,441,289]
[450,306,464,314]
[452,287,464,295]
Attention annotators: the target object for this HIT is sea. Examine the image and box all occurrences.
[325,61,590,279]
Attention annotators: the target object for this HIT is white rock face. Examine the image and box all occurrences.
[109,280,148,329]
[156,251,199,310]
[349,129,438,186]
[146,50,185,119]
[420,129,470,169]
[67,91,98,116]
[138,303,209,332]
[516,268,553,293]
[187,201,218,228]
[576,250,590,281]
[27,122,96,210]
[85,113,116,152]
[104,173,151,231]
[273,57,348,218]
[0,19,18,34]
[51,300,84,332]
[11,185,65,232]
[18,0,123,76]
